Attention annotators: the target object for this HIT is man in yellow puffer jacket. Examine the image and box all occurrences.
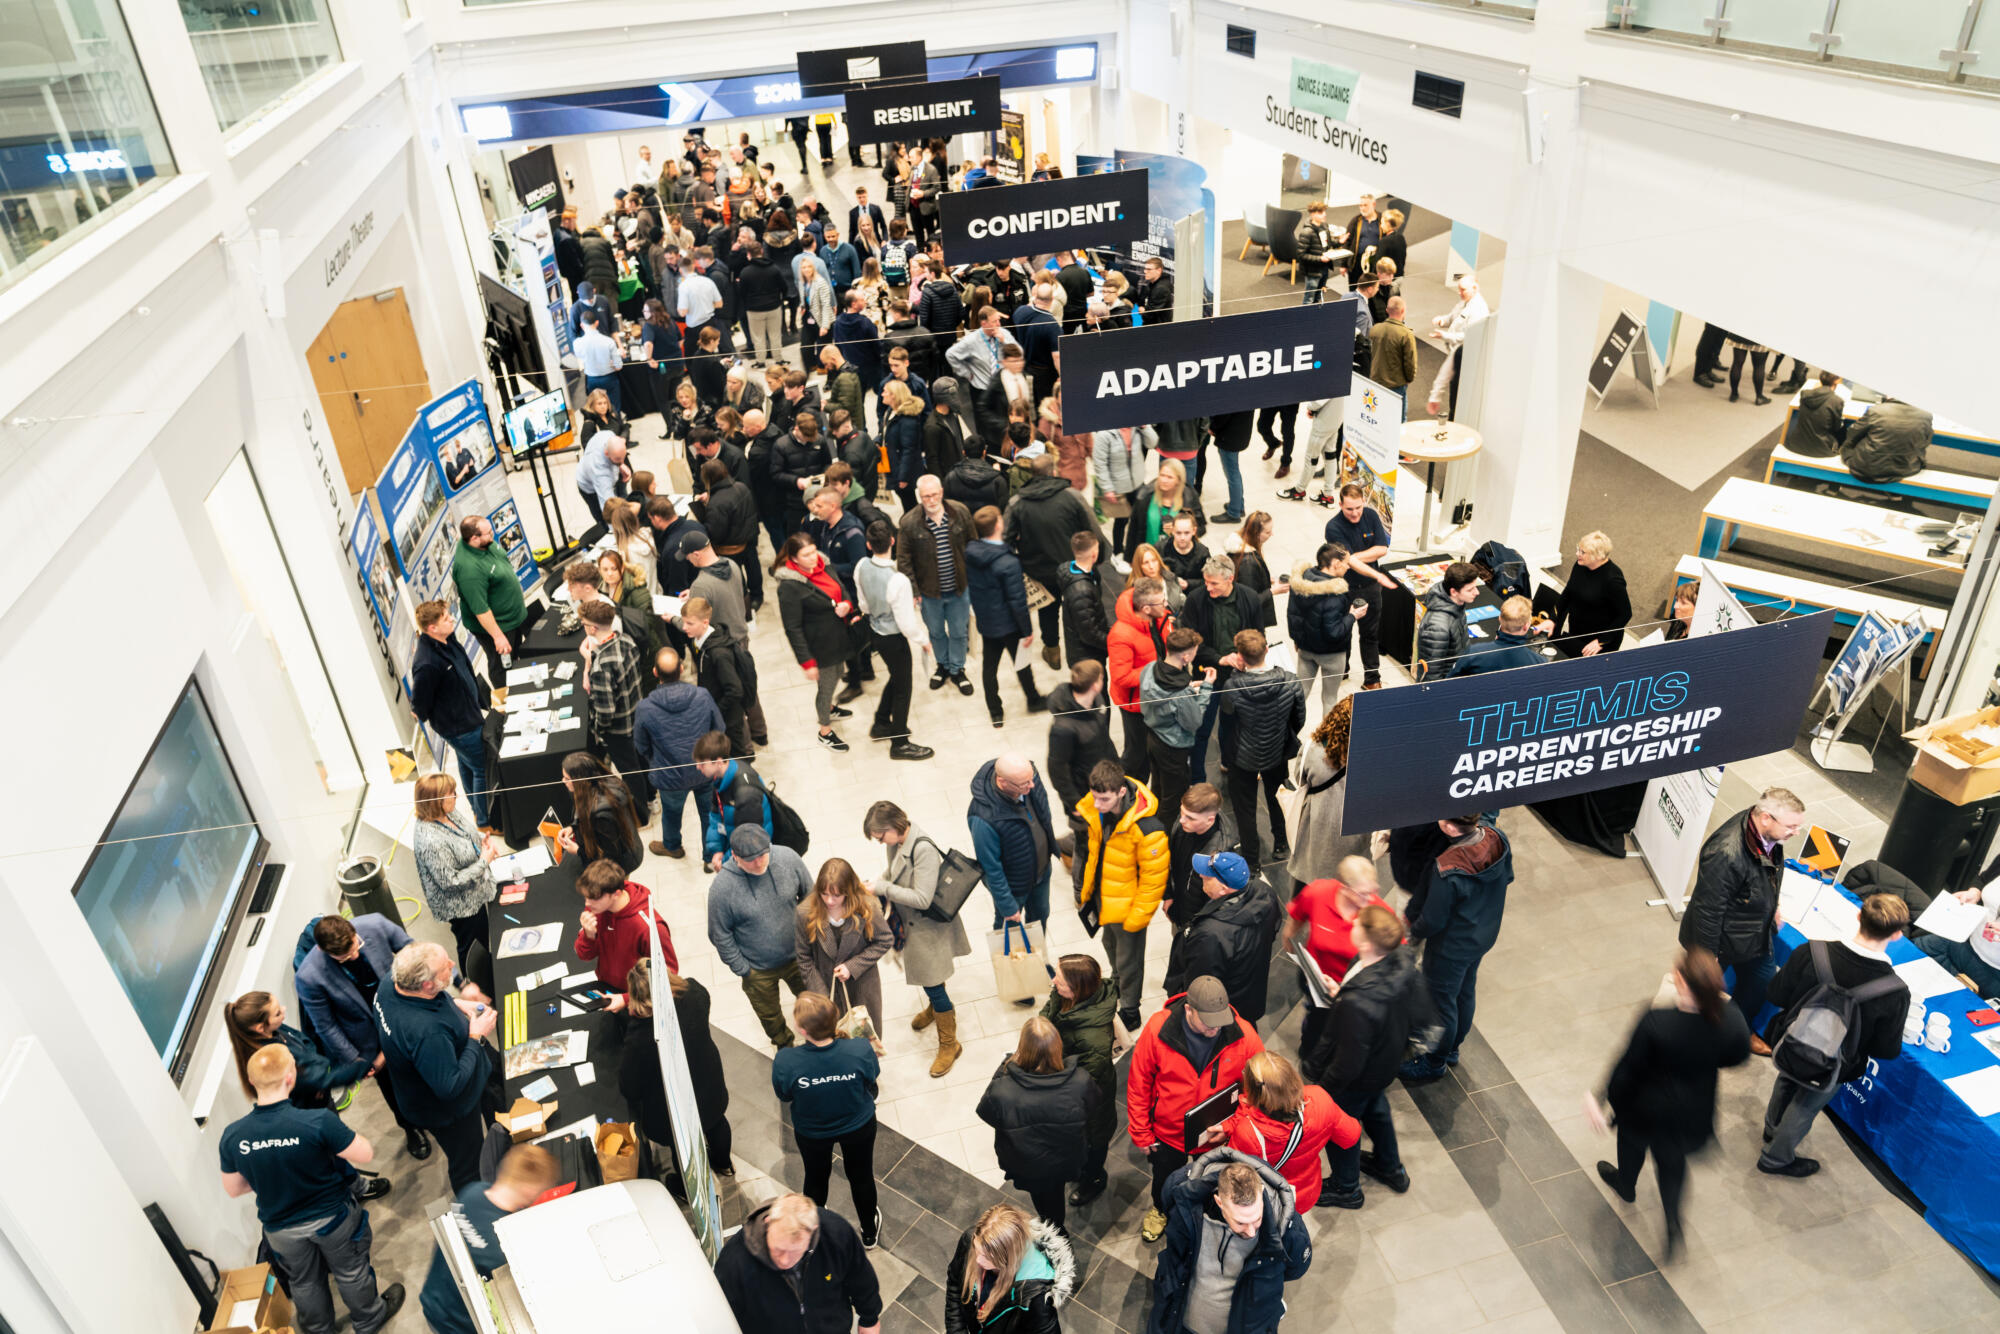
[1075,758,1172,1033]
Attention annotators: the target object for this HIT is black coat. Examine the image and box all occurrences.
[1603,1006,1750,1149]
[966,539,1031,640]
[1303,946,1436,1099]
[694,477,759,551]
[916,278,965,336]
[976,1057,1101,1187]
[1177,581,1268,677]
[735,255,787,311]
[768,386,822,439]
[1006,475,1103,584]
[689,623,756,736]
[1210,410,1255,454]
[885,319,942,382]
[1287,563,1356,656]
[771,430,831,519]
[614,981,728,1147]
[715,1204,882,1334]
[1046,684,1117,813]
[1766,940,1909,1083]
[410,632,485,737]
[945,458,1011,516]
[1163,882,1282,1024]
[944,1224,1071,1334]
[1057,562,1111,667]
[1678,811,1783,967]
[1222,666,1305,772]
[578,233,619,298]
[1124,479,1205,562]
[774,566,850,670]
[924,410,968,476]
[1550,560,1631,658]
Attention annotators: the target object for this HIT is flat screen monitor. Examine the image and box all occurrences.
[503,388,573,457]
[71,679,267,1081]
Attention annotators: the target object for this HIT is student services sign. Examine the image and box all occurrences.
[939,169,1148,264]
[1057,300,1356,433]
[1341,611,1835,830]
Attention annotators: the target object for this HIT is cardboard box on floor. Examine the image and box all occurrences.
[1906,705,2000,804]
[210,1264,293,1334]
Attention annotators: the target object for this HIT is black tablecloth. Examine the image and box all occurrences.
[1530,781,1647,857]
[1378,555,1504,669]
[616,363,670,421]
[490,852,624,1125]
[516,613,588,661]
[484,654,592,847]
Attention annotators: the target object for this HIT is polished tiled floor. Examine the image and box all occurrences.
[341,159,2000,1330]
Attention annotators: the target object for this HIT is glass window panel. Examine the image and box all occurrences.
[180,0,343,133]
[1829,0,1968,75]
[1619,0,1719,35]
[1724,0,1826,53]
[0,0,175,290]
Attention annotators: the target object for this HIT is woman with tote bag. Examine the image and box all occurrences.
[796,858,894,1041]
[1286,696,1370,893]
[864,801,973,1077]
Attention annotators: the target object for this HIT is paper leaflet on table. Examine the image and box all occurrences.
[1895,956,1972,1003]
[1915,893,1987,944]
[504,690,550,712]
[496,921,562,958]
[504,1029,590,1078]
[1944,1067,2000,1119]
[505,663,550,687]
[500,734,549,757]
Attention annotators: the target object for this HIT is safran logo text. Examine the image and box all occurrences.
[1095,345,1320,398]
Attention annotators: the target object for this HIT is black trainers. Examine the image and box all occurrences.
[889,739,934,761]
[829,704,853,718]
[835,682,866,705]
[1069,1173,1108,1207]
[929,670,949,690]
[1358,1152,1410,1193]
[818,730,850,752]
[951,672,974,696]
[861,1207,882,1249]
[405,1128,432,1160]
[1757,1156,1820,1178]
[868,722,901,741]
[356,1174,392,1202]
[1595,1160,1635,1203]
[377,1283,406,1322]
[1317,1183,1364,1210]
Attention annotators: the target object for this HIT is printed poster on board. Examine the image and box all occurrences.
[1339,373,1401,532]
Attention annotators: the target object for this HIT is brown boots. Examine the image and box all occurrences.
[930,1010,963,1077]
[912,1003,935,1031]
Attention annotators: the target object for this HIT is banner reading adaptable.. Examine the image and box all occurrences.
[939,169,1149,264]
[1341,611,1835,830]
[1057,299,1356,433]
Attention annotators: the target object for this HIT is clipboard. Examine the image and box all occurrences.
[1183,1083,1241,1150]
[1290,939,1335,1009]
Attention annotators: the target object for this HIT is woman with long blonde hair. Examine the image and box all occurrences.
[945,1200,1076,1331]
[794,858,894,1036]
[606,499,661,596]
[1287,695,1369,891]
[1128,542,1186,613]
[1125,456,1203,564]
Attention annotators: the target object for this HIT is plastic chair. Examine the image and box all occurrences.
[1265,206,1303,284]
[1240,217,1271,263]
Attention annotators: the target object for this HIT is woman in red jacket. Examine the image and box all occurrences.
[1206,1052,1358,1214]
[1105,579,1172,782]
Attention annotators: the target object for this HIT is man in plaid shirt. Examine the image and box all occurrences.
[578,599,651,821]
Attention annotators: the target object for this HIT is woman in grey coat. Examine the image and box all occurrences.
[864,801,973,1077]
[795,857,895,1041]
[412,772,500,984]
[1287,695,1369,893]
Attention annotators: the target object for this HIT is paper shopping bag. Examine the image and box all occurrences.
[988,921,1052,1004]
[595,1121,641,1183]
[834,978,885,1056]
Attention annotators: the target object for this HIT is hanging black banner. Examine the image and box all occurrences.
[1057,299,1357,434]
[506,145,564,218]
[844,76,1003,145]
[939,169,1149,265]
[796,41,928,97]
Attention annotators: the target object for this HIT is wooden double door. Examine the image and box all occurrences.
[307,288,432,494]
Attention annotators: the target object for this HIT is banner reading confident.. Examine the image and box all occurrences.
[1340,611,1835,830]
[939,169,1149,264]
[845,75,1002,144]
[1057,300,1356,434]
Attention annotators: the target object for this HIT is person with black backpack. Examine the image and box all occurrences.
[1756,894,1910,1179]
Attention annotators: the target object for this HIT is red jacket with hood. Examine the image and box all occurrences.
[1127,992,1264,1152]
[574,881,678,988]
[1220,1085,1360,1212]
[1107,587,1171,715]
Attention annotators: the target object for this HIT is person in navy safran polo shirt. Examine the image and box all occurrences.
[1322,483,1395,688]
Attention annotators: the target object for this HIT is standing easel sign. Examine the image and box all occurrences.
[1588,309,1660,409]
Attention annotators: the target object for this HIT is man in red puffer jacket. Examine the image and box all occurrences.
[1106,578,1172,785]
[1127,975,1264,1243]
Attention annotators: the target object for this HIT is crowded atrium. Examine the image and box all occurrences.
[9,1,2000,1331]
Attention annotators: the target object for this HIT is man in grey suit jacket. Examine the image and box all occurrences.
[296,913,436,1160]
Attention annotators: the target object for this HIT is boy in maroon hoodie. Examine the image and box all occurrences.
[573,859,678,991]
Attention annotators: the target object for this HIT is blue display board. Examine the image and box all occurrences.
[347,502,397,645]
[461,43,1098,142]
[394,379,541,602]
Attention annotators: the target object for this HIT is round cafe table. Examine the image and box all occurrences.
[1399,418,1483,554]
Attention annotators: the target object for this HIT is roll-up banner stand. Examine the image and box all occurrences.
[939,169,1150,265]
[1341,611,1836,831]
[845,75,1003,145]
[506,144,563,219]
[796,40,928,96]
[1057,299,1356,434]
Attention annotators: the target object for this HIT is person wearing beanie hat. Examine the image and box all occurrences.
[708,820,814,1049]
[1163,853,1281,1026]
[1127,974,1265,1243]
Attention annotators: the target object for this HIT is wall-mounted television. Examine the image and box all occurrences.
[71,678,268,1082]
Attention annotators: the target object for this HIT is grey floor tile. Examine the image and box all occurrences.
[895,1273,946,1331]
[1458,1249,1548,1323]
[1473,1081,1587,1183]
[1534,1170,1659,1286]
[880,1301,940,1334]
[1513,1235,1633,1333]
[1607,1271,1705,1334]
[869,1247,919,1305]
[882,1145,996,1228]
[1403,1070,1499,1150]
[1449,1028,1515,1094]
[1334,1267,1492,1334]
[890,1208,964,1276]
[1369,1206,1511,1281]
[1071,1249,1157,1332]
[1450,1138,1563,1247]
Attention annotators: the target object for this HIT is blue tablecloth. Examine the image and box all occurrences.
[1769,870,2000,1276]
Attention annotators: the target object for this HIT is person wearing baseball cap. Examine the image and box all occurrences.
[1126,974,1265,1243]
[1163,852,1282,1027]
[706,818,813,1050]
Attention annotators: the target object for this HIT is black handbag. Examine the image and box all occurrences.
[912,836,984,924]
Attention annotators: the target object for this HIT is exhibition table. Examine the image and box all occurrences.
[485,648,592,848]
[1783,390,2000,462]
[1763,443,1994,513]
[1699,477,1970,574]
[1768,869,2000,1277]
[615,362,670,421]
[1669,555,1946,676]
[515,615,587,661]
[1398,419,1483,555]
[490,848,624,1127]
[1378,554,1504,669]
